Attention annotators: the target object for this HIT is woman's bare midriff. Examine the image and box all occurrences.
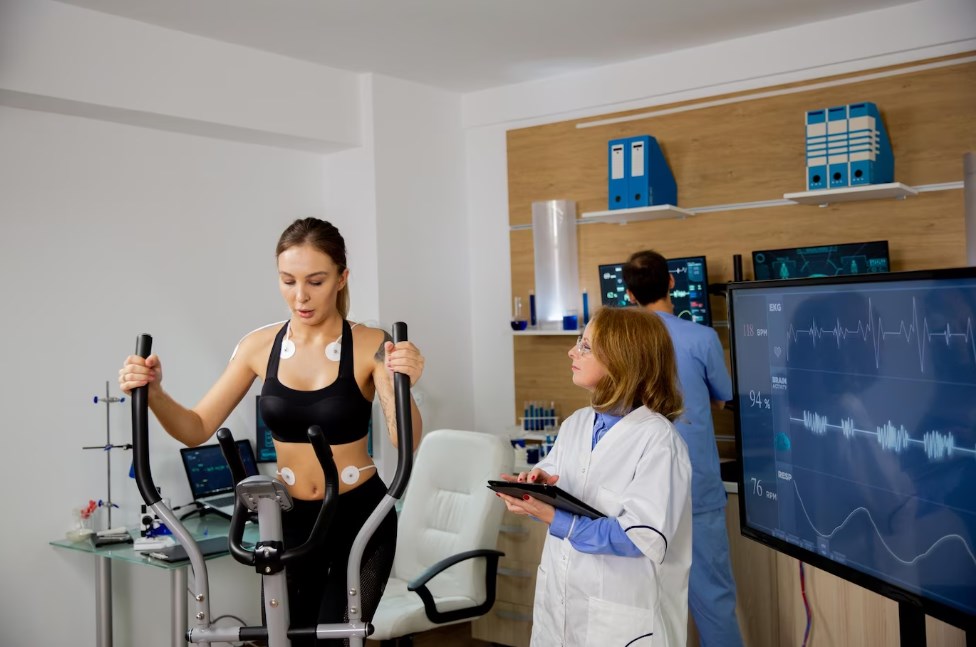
[274,437,375,500]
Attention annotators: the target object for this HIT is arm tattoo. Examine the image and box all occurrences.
[374,330,393,362]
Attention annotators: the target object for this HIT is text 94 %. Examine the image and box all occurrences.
[749,390,771,409]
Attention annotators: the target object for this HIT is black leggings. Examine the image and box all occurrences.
[281,473,397,646]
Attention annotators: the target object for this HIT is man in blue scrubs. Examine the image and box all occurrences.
[623,250,744,647]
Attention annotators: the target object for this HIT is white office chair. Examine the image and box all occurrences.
[370,429,513,645]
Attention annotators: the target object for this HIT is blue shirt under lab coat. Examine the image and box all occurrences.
[656,311,733,513]
[549,411,643,556]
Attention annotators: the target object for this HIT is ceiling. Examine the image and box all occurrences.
[57,0,915,93]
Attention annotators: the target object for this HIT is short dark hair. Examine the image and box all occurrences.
[622,250,670,306]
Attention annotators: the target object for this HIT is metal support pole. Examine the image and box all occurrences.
[95,556,113,647]
[172,566,188,647]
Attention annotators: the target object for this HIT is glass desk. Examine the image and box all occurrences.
[51,514,259,647]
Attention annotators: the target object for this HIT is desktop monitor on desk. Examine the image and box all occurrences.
[598,255,712,326]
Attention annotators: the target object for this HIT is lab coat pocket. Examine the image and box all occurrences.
[595,486,625,518]
[584,596,654,646]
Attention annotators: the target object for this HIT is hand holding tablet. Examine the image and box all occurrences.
[487,480,605,519]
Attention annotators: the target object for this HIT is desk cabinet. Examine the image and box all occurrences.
[472,511,547,646]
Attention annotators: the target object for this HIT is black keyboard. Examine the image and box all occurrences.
[207,495,236,507]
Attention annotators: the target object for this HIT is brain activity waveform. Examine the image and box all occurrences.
[792,411,976,462]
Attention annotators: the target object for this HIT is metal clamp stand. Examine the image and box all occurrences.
[84,381,131,529]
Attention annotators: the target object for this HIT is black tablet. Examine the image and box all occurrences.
[487,480,605,519]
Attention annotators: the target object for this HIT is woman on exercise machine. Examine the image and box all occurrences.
[119,217,424,646]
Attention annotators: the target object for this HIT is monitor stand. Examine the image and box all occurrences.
[898,601,925,647]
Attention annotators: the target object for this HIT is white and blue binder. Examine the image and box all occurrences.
[805,109,828,190]
[608,138,630,210]
[826,105,850,188]
[805,101,893,190]
[608,135,676,209]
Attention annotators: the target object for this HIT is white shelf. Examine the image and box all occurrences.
[784,182,917,206]
[510,182,961,232]
[579,204,693,224]
[512,329,579,335]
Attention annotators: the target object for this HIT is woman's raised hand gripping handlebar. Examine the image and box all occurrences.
[119,353,163,396]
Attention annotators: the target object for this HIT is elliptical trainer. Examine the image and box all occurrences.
[130,323,415,646]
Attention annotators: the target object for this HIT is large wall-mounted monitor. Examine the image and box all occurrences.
[597,256,712,326]
[728,268,976,632]
[752,240,890,280]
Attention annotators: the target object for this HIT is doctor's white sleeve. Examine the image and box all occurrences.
[615,435,692,563]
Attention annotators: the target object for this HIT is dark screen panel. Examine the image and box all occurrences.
[181,440,258,498]
[597,256,712,326]
[752,240,889,280]
[255,395,276,463]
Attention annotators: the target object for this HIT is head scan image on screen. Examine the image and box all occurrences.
[752,240,889,280]
[728,268,976,626]
[598,256,711,326]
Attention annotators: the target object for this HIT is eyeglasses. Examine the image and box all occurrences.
[574,335,593,357]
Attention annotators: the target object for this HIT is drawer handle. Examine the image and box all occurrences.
[497,567,532,578]
[497,609,533,623]
[499,525,529,536]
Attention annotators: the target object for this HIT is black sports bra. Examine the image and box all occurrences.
[259,320,373,445]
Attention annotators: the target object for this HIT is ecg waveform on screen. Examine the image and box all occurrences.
[791,410,976,461]
[791,479,976,568]
[785,297,976,372]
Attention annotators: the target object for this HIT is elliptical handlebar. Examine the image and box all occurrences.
[131,334,159,506]
[216,428,247,484]
[387,322,413,499]
[216,427,257,566]
[281,426,337,565]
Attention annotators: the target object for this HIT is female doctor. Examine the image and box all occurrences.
[497,307,693,647]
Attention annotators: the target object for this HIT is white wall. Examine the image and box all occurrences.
[463,0,976,436]
[0,0,363,152]
[0,105,326,647]
[370,74,473,432]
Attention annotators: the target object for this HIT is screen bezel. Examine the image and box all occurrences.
[597,257,713,327]
[750,239,890,280]
[727,266,976,631]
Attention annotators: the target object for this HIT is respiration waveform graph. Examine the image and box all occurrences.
[791,410,976,462]
[791,479,976,569]
[786,296,976,372]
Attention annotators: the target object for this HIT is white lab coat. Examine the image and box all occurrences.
[530,406,692,647]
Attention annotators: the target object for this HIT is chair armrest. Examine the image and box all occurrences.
[406,549,505,624]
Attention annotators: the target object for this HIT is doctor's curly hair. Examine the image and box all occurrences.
[588,307,683,421]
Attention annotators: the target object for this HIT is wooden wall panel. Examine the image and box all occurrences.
[509,54,975,422]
